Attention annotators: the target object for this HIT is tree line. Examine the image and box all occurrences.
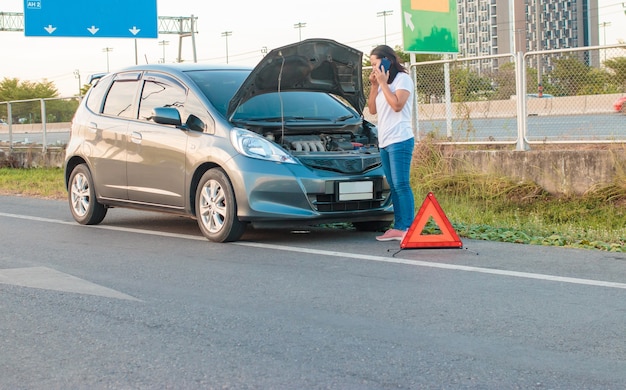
[0,78,85,124]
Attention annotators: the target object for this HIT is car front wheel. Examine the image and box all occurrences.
[195,168,246,242]
[68,163,107,225]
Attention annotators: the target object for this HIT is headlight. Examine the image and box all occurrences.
[230,128,298,164]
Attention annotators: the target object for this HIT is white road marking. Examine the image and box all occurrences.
[234,242,626,290]
[2,211,626,290]
[0,266,141,301]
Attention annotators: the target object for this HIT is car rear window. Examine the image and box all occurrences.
[85,74,114,114]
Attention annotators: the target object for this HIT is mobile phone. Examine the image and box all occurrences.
[380,57,391,73]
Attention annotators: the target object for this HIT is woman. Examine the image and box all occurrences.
[368,45,415,241]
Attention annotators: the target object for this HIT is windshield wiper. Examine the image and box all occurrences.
[334,115,354,122]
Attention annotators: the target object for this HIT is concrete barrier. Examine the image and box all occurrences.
[2,145,624,196]
[0,122,71,134]
[448,148,626,195]
[0,147,65,168]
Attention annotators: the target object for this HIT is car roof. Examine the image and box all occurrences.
[112,62,253,74]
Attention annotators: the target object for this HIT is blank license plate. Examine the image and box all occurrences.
[338,181,373,201]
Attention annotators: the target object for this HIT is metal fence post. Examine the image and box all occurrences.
[40,99,47,152]
[410,65,420,141]
[7,102,13,152]
[515,52,530,151]
[444,58,453,138]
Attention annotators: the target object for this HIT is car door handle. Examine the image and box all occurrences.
[131,131,142,144]
[88,122,98,133]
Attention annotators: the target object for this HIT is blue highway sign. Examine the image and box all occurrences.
[24,0,157,38]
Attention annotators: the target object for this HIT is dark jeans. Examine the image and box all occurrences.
[380,137,415,231]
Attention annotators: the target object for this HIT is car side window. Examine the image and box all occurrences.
[102,79,139,119]
[85,74,114,114]
[139,74,187,122]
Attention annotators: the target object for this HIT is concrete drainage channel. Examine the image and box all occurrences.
[1,146,625,196]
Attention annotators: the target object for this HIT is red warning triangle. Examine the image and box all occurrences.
[401,192,463,249]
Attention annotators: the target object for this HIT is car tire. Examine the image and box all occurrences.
[352,220,391,232]
[195,168,246,242]
[68,163,107,225]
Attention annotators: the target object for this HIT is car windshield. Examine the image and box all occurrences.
[186,69,249,117]
[185,69,356,122]
[231,91,355,122]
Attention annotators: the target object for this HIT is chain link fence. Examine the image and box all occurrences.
[365,44,626,149]
[0,97,79,150]
[3,44,626,152]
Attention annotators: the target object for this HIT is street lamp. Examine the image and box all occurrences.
[377,10,393,45]
[102,47,113,72]
[221,31,232,64]
[159,40,170,63]
[294,22,306,42]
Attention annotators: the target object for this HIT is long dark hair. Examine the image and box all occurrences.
[370,45,408,84]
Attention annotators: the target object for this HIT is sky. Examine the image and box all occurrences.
[1,0,624,97]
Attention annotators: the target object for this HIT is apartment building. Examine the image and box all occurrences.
[457,0,599,71]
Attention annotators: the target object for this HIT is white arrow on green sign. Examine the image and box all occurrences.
[401,0,459,53]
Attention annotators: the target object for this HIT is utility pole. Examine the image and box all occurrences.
[73,69,81,96]
[377,10,393,45]
[102,47,113,72]
[159,40,170,63]
[599,21,611,63]
[221,31,232,64]
[294,22,306,42]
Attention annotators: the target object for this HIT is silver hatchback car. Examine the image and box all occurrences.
[64,38,393,242]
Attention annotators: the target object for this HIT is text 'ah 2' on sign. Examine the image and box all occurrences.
[23,0,158,38]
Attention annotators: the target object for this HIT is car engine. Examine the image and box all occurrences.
[279,133,376,153]
[262,130,381,174]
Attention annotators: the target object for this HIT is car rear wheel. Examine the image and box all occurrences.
[195,168,246,242]
[68,164,107,225]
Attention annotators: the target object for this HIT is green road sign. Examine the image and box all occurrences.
[401,0,458,53]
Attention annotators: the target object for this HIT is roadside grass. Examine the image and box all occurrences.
[0,167,66,200]
[1,158,625,252]
[411,141,626,252]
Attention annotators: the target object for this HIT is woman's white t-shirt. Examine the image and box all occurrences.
[375,72,414,148]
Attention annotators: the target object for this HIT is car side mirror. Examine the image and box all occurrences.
[151,106,182,126]
[186,114,206,132]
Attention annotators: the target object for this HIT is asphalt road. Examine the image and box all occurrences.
[1,195,626,389]
[418,113,626,142]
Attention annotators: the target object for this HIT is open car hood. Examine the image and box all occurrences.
[227,38,365,118]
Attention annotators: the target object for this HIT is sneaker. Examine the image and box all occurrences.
[375,229,406,241]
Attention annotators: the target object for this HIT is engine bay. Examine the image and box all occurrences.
[276,133,377,154]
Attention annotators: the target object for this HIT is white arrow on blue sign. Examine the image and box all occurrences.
[24,0,158,38]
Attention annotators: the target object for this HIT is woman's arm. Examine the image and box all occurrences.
[379,82,410,112]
